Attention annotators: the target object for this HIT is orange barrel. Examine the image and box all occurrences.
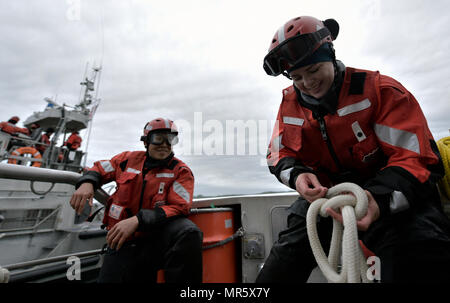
[156,207,238,283]
[191,207,238,283]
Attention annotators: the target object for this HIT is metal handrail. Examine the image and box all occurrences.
[0,162,80,184]
[3,249,102,271]
[0,163,109,204]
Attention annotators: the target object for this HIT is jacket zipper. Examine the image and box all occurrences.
[317,116,343,171]
[138,177,147,211]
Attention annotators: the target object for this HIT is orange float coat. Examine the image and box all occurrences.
[267,66,443,216]
[81,151,194,233]
[64,133,82,150]
[0,121,30,136]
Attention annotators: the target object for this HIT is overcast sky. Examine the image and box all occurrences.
[1,0,449,197]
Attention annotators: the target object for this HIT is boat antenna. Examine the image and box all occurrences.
[99,12,105,68]
[81,67,102,169]
[81,11,105,169]
[78,62,89,103]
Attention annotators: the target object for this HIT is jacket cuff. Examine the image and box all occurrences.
[289,166,316,190]
[136,207,167,232]
[76,171,101,190]
[368,191,391,219]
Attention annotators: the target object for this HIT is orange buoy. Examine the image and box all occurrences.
[7,146,42,167]
[157,207,238,283]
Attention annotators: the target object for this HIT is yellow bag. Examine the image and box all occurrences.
[437,136,450,202]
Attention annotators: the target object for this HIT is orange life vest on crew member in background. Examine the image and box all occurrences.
[0,121,30,136]
[64,132,82,150]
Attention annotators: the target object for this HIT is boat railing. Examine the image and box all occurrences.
[0,131,86,173]
[0,162,109,283]
[2,248,102,271]
[0,163,109,205]
[1,248,103,283]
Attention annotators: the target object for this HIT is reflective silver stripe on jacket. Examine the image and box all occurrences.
[280,167,293,187]
[337,98,371,117]
[390,191,410,213]
[266,149,277,167]
[271,135,285,153]
[283,116,304,126]
[374,124,420,154]
[173,181,190,203]
[126,167,141,174]
[100,160,115,173]
[156,173,174,178]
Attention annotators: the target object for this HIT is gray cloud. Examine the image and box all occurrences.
[1,0,449,197]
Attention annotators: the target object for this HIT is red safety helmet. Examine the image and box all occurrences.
[140,118,178,144]
[9,116,20,123]
[263,16,339,77]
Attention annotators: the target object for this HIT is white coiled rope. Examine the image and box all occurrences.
[306,182,371,283]
[0,266,10,283]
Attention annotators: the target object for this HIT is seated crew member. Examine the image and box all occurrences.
[69,118,203,283]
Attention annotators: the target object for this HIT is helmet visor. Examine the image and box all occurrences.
[149,132,179,146]
[263,27,330,76]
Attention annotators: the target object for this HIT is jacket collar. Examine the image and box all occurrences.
[295,60,346,118]
[144,152,174,171]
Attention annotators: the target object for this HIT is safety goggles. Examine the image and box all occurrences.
[263,27,330,76]
[148,132,179,146]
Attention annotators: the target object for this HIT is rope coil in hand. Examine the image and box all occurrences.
[306,182,371,283]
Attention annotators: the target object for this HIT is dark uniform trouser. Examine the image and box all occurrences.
[256,197,450,283]
[97,216,203,283]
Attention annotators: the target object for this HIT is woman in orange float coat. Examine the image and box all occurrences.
[70,118,203,283]
[257,16,450,283]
